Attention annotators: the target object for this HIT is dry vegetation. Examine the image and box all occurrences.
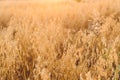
[0,0,120,80]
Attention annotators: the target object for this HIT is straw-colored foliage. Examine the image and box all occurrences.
[0,0,120,80]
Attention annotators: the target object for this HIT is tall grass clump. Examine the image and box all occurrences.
[0,0,120,80]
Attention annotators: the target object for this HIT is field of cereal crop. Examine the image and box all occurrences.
[0,0,120,80]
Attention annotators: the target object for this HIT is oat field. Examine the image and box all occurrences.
[0,0,120,80]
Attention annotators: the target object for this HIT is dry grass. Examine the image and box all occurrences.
[0,0,120,80]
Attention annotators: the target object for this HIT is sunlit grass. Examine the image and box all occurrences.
[0,0,120,80]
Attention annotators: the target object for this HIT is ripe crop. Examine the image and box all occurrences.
[0,0,120,80]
